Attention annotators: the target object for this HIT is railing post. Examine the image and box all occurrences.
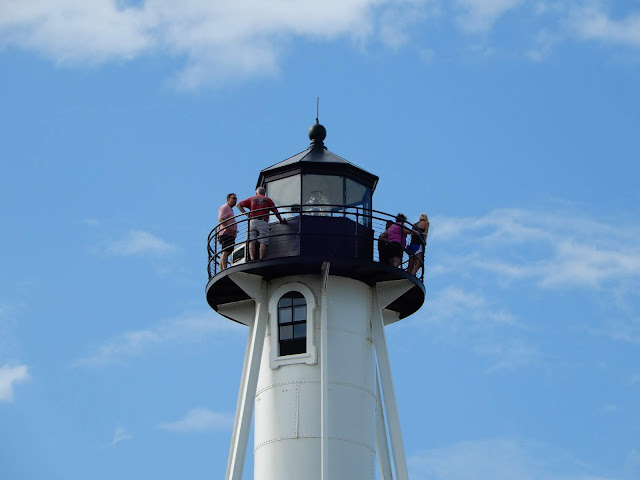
[354,207,359,258]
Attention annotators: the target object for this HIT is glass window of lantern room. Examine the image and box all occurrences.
[278,292,307,356]
[345,178,372,227]
[302,174,343,216]
[266,175,301,219]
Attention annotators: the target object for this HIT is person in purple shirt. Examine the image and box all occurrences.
[217,193,238,270]
[386,213,412,267]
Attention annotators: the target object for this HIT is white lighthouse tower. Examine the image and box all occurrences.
[206,122,426,480]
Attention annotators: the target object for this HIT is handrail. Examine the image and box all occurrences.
[207,204,427,282]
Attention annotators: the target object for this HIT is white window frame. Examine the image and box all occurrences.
[269,282,318,369]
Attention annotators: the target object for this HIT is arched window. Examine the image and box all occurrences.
[278,292,307,356]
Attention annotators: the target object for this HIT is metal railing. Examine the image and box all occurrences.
[207,204,427,282]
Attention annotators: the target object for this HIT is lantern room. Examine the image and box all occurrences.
[259,122,378,227]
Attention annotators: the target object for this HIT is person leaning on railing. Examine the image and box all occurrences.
[386,213,413,268]
[406,213,429,275]
[237,186,287,261]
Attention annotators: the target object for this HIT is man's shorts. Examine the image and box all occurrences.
[248,219,270,245]
[219,233,235,253]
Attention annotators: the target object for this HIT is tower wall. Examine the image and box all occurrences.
[254,276,376,480]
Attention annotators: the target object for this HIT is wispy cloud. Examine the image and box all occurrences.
[106,230,176,256]
[417,286,541,372]
[426,207,640,351]
[110,425,134,446]
[431,208,640,290]
[474,341,543,374]
[454,0,524,34]
[585,316,640,345]
[158,407,233,433]
[409,438,617,480]
[0,364,29,402]
[76,312,242,366]
[423,286,521,331]
[569,3,640,48]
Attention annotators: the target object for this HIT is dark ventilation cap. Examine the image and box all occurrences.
[308,122,327,146]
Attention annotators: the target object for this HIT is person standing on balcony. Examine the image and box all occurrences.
[387,213,412,268]
[237,186,287,261]
[377,220,393,264]
[217,193,238,270]
[406,213,429,275]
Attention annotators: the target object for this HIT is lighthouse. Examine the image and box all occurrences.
[206,122,426,480]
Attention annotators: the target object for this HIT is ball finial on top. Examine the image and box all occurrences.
[308,122,327,145]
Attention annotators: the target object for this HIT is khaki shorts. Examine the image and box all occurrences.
[249,219,270,245]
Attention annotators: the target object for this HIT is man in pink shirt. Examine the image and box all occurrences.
[237,187,287,261]
[217,193,238,270]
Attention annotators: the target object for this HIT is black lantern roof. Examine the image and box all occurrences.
[257,123,379,191]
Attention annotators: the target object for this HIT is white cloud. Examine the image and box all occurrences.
[0,0,436,88]
[569,3,640,48]
[0,364,29,402]
[455,0,523,33]
[158,407,233,432]
[378,0,433,49]
[409,438,617,480]
[2,1,639,86]
[0,0,152,63]
[111,425,133,445]
[106,229,176,256]
[431,208,640,290]
[76,312,243,366]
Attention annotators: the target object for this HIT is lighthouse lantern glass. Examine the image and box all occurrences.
[264,171,373,227]
[345,177,372,227]
[266,175,301,219]
[302,174,342,215]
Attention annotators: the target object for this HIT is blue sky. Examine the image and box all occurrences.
[1,0,639,479]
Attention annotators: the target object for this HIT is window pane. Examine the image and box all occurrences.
[302,175,343,214]
[279,325,293,340]
[345,178,372,227]
[267,175,301,219]
[293,323,306,338]
[293,305,306,322]
[278,308,292,324]
[280,338,306,356]
[345,178,369,205]
[292,296,306,306]
[278,297,293,309]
